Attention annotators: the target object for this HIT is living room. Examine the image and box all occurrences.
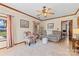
[0,3,79,56]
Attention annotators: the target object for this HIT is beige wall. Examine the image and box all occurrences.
[0,5,41,44]
[0,5,79,48]
[42,14,78,38]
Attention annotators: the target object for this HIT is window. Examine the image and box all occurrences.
[0,19,7,41]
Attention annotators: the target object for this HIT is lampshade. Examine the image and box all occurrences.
[73,28,79,34]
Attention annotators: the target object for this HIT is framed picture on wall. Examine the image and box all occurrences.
[47,23,54,29]
[20,19,29,28]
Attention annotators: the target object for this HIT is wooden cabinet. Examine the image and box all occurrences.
[72,39,79,53]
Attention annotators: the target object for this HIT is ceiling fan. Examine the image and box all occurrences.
[36,6,55,17]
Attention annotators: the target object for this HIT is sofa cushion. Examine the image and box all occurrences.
[47,30,61,42]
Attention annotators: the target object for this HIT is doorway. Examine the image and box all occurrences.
[61,20,73,40]
[33,21,40,34]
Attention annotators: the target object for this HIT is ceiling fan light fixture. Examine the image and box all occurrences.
[43,6,46,9]
[36,6,54,17]
[42,13,47,17]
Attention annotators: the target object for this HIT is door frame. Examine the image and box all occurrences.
[61,20,73,40]
[7,15,13,47]
[0,14,13,48]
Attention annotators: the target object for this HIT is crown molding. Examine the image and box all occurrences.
[74,8,79,14]
[0,15,7,18]
[42,14,75,21]
[0,3,79,21]
[0,3,42,21]
[42,8,79,21]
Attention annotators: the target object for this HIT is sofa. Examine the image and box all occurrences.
[47,31,61,42]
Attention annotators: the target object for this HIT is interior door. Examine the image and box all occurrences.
[33,21,40,34]
[69,20,73,40]
[77,17,79,28]
[61,21,67,39]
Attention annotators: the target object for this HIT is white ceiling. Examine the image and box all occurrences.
[4,3,79,20]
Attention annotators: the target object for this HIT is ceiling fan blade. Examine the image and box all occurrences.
[37,14,42,16]
[36,10,42,12]
[48,8,52,10]
[48,12,55,14]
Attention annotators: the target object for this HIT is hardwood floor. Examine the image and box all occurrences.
[0,39,78,56]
